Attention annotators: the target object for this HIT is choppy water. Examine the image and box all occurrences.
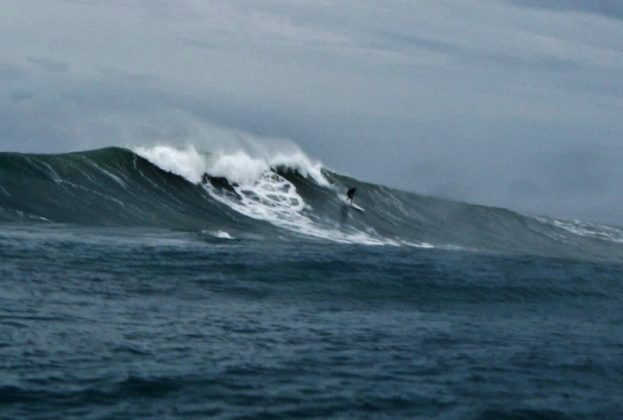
[1,146,623,418]
[1,224,622,419]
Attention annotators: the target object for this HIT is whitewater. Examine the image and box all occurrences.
[1,144,622,418]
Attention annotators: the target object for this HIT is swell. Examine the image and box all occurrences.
[1,146,623,262]
[0,148,265,235]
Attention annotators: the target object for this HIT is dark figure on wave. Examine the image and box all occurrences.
[346,187,356,204]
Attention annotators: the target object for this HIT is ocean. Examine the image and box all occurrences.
[1,146,622,419]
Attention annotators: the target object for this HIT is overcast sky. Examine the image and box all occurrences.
[1,0,622,224]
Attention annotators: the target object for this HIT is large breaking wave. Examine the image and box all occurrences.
[1,145,623,261]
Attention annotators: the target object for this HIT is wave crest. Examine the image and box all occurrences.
[134,144,329,187]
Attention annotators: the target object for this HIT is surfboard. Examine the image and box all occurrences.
[339,196,365,212]
[350,203,365,213]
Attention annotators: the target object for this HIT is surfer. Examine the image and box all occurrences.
[346,187,356,204]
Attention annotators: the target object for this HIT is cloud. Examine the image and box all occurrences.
[372,30,582,73]
[505,0,623,20]
[0,61,27,80]
[27,57,70,73]
[9,89,34,103]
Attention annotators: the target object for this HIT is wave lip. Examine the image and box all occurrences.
[1,145,623,261]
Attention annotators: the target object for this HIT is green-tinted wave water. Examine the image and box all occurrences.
[1,146,623,262]
[0,148,263,233]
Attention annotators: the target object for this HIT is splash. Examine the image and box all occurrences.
[134,144,329,186]
[133,145,208,184]
[134,144,394,245]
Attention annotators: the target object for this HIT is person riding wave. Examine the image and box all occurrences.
[346,187,356,204]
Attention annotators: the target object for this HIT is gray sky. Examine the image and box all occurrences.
[1,0,622,224]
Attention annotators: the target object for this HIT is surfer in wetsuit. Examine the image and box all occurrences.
[346,187,356,204]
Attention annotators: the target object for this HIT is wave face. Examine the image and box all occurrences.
[1,146,623,261]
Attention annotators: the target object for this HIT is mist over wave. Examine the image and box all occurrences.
[1,144,623,261]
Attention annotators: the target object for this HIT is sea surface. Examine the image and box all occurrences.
[1,147,622,418]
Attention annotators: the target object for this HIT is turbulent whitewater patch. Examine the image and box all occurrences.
[134,145,329,187]
[135,145,394,245]
[202,230,235,240]
[134,145,208,184]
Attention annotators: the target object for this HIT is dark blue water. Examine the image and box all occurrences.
[2,224,622,419]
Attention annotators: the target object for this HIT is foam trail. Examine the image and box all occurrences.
[537,216,623,244]
[79,156,127,188]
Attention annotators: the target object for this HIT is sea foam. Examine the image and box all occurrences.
[134,143,394,245]
[134,144,329,187]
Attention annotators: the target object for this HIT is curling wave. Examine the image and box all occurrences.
[1,146,623,261]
